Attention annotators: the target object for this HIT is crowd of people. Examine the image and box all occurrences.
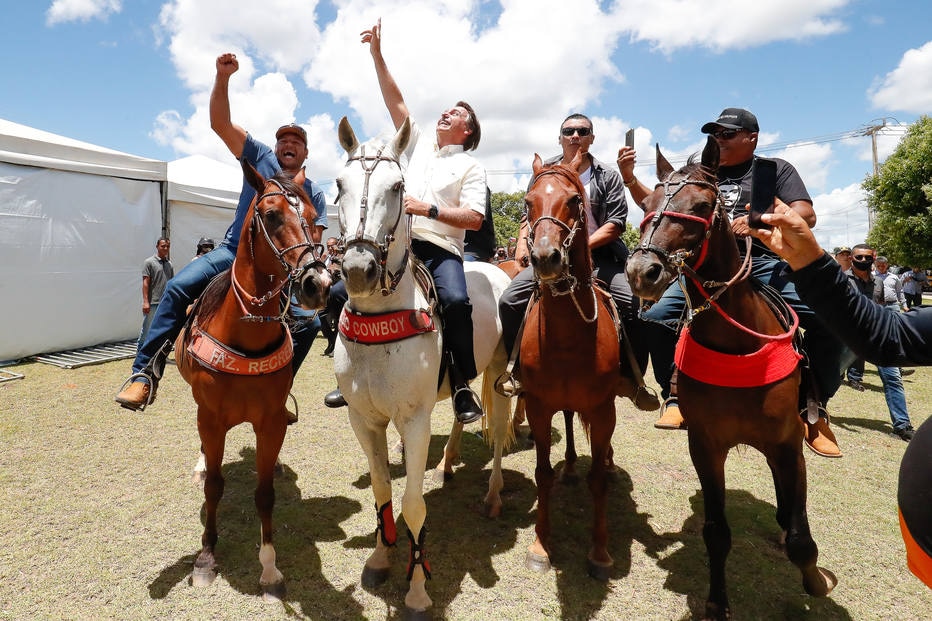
[116,18,929,590]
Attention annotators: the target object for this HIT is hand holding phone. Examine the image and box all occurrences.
[748,158,777,230]
[625,128,635,149]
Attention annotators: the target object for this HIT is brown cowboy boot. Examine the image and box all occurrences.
[805,415,842,458]
[654,397,686,430]
[115,378,156,411]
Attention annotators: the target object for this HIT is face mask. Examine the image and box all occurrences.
[852,258,874,271]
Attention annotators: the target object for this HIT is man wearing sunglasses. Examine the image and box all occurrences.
[115,52,329,416]
[497,114,659,411]
[638,108,845,458]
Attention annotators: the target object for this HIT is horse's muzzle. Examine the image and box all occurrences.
[626,252,675,301]
[341,242,382,297]
[530,236,564,281]
[294,262,332,310]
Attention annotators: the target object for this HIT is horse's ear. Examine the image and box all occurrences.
[338,116,359,154]
[700,136,720,173]
[392,116,412,157]
[241,158,265,194]
[532,153,543,177]
[655,143,674,181]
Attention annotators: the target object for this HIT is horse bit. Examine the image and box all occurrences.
[340,144,411,296]
[231,178,322,322]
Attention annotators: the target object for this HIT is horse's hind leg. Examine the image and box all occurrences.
[688,434,731,621]
[585,404,615,581]
[560,410,579,484]
[768,443,837,598]
[255,421,287,601]
[193,422,226,587]
[432,419,464,483]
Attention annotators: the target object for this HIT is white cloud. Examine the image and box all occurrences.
[46,0,121,26]
[773,141,834,193]
[614,0,849,53]
[808,183,868,250]
[869,41,932,113]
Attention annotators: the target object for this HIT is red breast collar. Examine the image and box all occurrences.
[675,325,801,388]
[339,307,436,344]
[187,325,293,375]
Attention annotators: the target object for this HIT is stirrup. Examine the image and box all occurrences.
[494,371,522,398]
[286,392,299,425]
[116,372,156,411]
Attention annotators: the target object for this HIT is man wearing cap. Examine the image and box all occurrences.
[115,52,328,414]
[833,246,852,272]
[632,108,845,458]
[193,237,215,259]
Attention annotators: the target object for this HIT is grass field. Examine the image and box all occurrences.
[0,335,929,620]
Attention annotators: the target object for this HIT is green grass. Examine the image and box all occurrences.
[0,338,928,620]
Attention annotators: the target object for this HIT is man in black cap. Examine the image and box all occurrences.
[194,237,215,259]
[634,107,846,458]
[115,52,329,415]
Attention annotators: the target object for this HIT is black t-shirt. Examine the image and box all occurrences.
[717,156,811,258]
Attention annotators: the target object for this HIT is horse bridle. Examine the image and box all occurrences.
[526,167,599,322]
[231,178,322,322]
[340,145,411,296]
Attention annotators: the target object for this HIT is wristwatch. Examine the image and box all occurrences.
[428,204,439,220]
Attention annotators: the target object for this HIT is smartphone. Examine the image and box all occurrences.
[748,158,777,229]
[625,128,635,149]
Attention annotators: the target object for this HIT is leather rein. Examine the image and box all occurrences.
[230,178,322,323]
[339,145,412,296]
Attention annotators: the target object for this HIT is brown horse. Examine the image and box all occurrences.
[174,162,328,601]
[520,154,620,580]
[625,139,836,619]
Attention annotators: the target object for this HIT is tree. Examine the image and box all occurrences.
[864,116,932,267]
[491,191,525,248]
[622,222,641,251]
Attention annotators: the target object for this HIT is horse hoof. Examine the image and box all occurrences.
[403,606,431,621]
[191,564,216,587]
[361,565,390,588]
[586,558,613,582]
[261,580,286,602]
[803,566,838,597]
[526,550,551,573]
[703,601,730,621]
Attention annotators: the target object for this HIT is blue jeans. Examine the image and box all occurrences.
[877,365,912,431]
[131,244,315,380]
[640,254,844,405]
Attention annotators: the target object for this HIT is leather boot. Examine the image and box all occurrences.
[654,398,686,430]
[324,388,347,408]
[805,415,842,458]
[115,377,156,411]
[448,352,483,424]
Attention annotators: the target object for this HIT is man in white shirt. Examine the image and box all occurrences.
[325,19,486,423]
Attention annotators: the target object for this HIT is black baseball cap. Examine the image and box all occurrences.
[197,237,215,248]
[701,108,759,134]
[275,123,308,145]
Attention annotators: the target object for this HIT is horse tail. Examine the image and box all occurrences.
[480,367,516,452]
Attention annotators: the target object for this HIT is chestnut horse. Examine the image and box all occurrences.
[333,117,514,616]
[174,162,329,601]
[520,154,620,580]
[625,139,836,619]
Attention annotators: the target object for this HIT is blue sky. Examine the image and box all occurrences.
[2,1,930,250]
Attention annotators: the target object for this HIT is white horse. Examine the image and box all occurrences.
[333,117,514,616]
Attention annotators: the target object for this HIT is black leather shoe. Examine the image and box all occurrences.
[324,389,347,408]
[453,386,483,424]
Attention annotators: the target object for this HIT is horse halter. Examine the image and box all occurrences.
[340,144,410,296]
[633,172,722,273]
[232,178,321,322]
[526,167,588,290]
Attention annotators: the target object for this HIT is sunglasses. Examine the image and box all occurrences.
[852,255,874,261]
[710,129,743,140]
[561,126,592,137]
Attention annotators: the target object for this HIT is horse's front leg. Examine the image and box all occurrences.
[254,418,287,601]
[585,402,616,581]
[687,428,731,621]
[395,412,433,615]
[193,418,226,587]
[767,440,837,598]
[347,411,395,588]
[560,410,579,484]
[525,396,556,573]
[432,419,464,483]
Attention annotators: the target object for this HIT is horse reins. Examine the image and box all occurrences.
[341,145,411,296]
[231,178,322,322]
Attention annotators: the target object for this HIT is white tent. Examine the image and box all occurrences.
[0,119,166,362]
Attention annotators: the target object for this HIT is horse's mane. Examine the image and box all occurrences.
[271,170,312,207]
[681,154,717,183]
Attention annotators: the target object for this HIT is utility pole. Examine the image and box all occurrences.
[861,119,887,232]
